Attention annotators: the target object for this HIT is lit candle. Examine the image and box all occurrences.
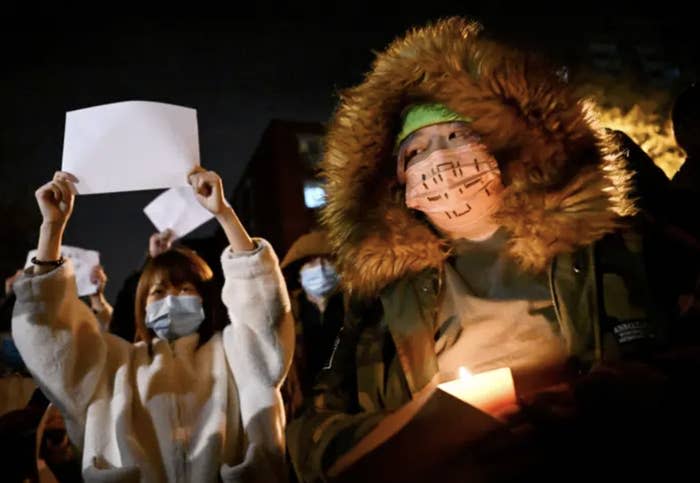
[437,366,516,418]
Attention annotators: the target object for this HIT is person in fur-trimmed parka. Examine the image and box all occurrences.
[287,17,670,482]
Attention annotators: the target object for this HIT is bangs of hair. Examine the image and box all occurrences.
[134,247,215,344]
[141,248,213,288]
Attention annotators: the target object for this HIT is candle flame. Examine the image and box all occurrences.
[458,366,472,380]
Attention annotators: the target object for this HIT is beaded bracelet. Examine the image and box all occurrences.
[30,256,65,267]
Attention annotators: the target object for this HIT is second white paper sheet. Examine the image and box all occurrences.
[144,187,214,239]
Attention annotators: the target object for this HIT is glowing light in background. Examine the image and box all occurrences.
[303,181,327,209]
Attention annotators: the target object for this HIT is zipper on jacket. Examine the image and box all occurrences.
[548,259,563,332]
[171,375,190,482]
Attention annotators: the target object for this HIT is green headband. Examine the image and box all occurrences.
[396,103,473,146]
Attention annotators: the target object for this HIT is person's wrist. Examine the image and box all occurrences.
[90,292,107,308]
[215,205,235,221]
[40,219,66,233]
[36,221,65,267]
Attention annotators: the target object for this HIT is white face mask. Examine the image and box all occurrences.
[300,262,339,299]
[145,295,205,341]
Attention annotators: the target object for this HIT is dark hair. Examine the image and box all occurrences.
[134,246,216,345]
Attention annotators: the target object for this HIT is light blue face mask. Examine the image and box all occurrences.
[145,295,205,341]
[300,262,339,299]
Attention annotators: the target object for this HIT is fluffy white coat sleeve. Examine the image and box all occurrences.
[11,260,125,446]
[219,238,295,482]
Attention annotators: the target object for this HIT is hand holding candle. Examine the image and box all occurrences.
[437,367,516,418]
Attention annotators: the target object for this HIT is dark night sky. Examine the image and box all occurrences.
[1,4,697,302]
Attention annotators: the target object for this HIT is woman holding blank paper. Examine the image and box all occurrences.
[11,168,294,482]
[287,17,675,482]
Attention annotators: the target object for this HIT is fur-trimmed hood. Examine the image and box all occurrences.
[320,17,636,299]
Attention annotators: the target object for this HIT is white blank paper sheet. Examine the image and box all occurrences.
[144,187,214,238]
[62,101,200,194]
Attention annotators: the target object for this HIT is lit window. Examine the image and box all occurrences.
[304,181,326,208]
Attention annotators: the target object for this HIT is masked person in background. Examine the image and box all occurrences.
[280,230,344,420]
[12,167,294,482]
